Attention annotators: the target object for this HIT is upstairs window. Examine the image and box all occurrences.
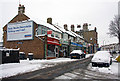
[55,34,59,38]
[42,27,47,35]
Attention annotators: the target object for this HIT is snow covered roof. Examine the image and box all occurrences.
[0,48,20,51]
[27,16,62,33]
[53,25,66,32]
[54,24,84,39]
[38,21,62,33]
[53,24,76,37]
[70,31,84,39]
[70,50,83,54]
[65,30,76,37]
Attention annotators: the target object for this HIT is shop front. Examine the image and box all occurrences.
[47,37,60,59]
[70,42,83,52]
[59,39,69,57]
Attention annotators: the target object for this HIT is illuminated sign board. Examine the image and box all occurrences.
[7,21,34,41]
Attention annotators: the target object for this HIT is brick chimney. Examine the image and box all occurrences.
[64,24,68,31]
[71,24,75,32]
[94,27,97,32]
[83,23,88,31]
[47,18,52,24]
[18,4,25,14]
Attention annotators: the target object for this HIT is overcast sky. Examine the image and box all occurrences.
[0,0,119,46]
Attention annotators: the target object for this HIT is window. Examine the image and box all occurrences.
[42,27,47,35]
[36,26,42,35]
[55,34,59,38]
[63,33,68,40]
[51,32,54,37]
[47,44,55,57]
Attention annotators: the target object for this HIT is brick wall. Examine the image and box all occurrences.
[83,30,98,44]
[3,14,45,59]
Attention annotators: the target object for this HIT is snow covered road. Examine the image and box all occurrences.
[54,61,119,80]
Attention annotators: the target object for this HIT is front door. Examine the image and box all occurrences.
[55,46,59,57]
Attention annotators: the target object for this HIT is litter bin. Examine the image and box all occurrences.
[19,52,26,60]
[28,53,33,60]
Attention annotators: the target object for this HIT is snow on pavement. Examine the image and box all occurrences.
[0,58,81,79]
[87,59,120,77]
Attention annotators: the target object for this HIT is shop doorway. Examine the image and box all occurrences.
[55,46,59,58]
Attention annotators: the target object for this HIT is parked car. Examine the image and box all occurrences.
[92,51,112,67]
[70,50,86,59]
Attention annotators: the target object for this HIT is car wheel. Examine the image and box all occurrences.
[84,55,86,58]
[110,59,112,65]
[110,61,112,65]
[92,63,96,67]
[105,63,110,67]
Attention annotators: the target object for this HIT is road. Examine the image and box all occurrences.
[2,56,119,81]
[53,67,119,80]
[3,57,92,81]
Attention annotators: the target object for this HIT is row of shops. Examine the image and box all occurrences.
[46,36,95,59]
[3,4,98,59]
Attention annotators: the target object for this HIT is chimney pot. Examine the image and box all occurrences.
[64,24,68,31]
[71,24,75,32]
[18,4,25,14]
[83,23,88,31]
[47,18,52,24]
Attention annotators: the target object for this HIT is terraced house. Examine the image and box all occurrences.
[3,4,93,59]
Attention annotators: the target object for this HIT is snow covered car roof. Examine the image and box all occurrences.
[70,50,84,55]
[92,51,112,63]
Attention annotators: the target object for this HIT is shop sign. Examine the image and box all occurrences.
[60,39,69,45]
[71,42,83,47]
[83,42,87,47]
[47,37,60,45]
[47,30,52,34]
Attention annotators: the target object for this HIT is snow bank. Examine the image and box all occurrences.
[0,58,78,79]
[0,54,92,79]
[88,61,119,76]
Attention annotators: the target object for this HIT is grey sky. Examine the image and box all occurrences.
[0,0,119,46]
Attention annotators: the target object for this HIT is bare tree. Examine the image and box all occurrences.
[109,15,120,51]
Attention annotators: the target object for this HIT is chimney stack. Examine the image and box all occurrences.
[71,24,75,32]
[94,27,97,32]
[18,4,25,14]
[64,24,68,31]
[47,18,52,24]
[83,23,88,31]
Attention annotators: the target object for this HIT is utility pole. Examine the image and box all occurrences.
[19,0,20,6]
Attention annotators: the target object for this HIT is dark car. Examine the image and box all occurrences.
[70,50,86,59]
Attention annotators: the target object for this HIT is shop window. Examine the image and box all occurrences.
[47,44,55,57]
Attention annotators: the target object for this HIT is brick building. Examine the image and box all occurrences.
[3,5,46,59]
[76,23,98,53]
[3,4,93,59]
[101,43,119,52]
